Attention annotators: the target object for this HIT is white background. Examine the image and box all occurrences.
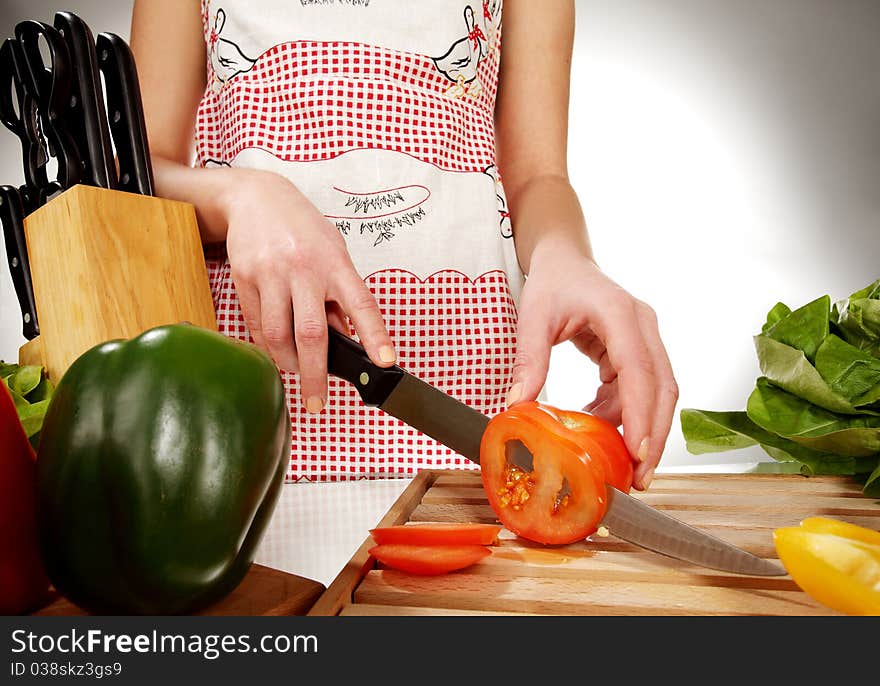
[1,0,878,470]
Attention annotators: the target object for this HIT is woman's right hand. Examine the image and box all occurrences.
[224,169,396,413]
[130,1,393,412]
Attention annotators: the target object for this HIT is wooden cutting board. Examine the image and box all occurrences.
[309,469,880,616]
[32,564,326,616]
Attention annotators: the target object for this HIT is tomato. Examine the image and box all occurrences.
[552,406,634,493]
[773,517,880,616]
[480,401,634,545]
[369,544,491,575]
[370,523,501,546]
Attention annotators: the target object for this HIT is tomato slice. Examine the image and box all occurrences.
[553,407,634,493]
[773,517,880,616]
[369,544,491,575]
[480,402,610,545]
[370,523,501,546]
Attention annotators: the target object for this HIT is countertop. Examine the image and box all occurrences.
[252,461,793,587]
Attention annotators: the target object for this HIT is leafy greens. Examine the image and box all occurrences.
[1,361,54,450]
[680,279,880,497]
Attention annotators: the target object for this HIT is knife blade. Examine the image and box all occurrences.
[53,11,117,190]
[326,326,786,576]
[95,32,154,196]
[600,485,785,575]
[0,185,39,340]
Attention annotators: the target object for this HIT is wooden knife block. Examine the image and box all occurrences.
[17,185,217,382]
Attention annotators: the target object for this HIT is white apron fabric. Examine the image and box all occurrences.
[195,0,523,481]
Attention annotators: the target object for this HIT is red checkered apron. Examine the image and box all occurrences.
[195,0,521,481]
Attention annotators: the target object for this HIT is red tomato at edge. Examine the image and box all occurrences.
[480,402,635,546]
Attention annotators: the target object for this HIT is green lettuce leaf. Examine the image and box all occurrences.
[863,461,880,498]
[679,409,764,454]
[814,333,880,407]
[27,376,54,403]
[681,279,880,497]
[753,334,863,415]
[762,302,792,333]
[846,279,880,301]
[746,377,880,456]
[0,360,54,444]
[762,295,830,363]
[0,362,19,378]
[7,365,43,397]
[836,298,880,359]
[680,407,876,475]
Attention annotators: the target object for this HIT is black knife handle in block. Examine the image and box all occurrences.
[327,327,404,407]
[54,11,117,190]
[96,32,154,196]
[0,185,39,339]
[0,38,52,195]
[14,19,82,193]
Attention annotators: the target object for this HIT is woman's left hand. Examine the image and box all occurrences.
[507,244,678,490]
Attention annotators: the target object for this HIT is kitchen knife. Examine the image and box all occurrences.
[326,327,786,576]
[53,11,117,190]
[14,20,82,198]
[95,32,154,196]
[0,185,39,339]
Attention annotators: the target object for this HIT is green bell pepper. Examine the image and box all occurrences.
[37,324,290,615]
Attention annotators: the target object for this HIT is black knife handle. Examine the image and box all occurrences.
[0,38,52,194]
[327,327,404,407]
[96,32,154,196]
[0,185,39,340]
[54,11,117,190]
[0,39,29,140]
[15,20,83,194]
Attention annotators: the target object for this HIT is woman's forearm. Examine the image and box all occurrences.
[508,173,595,275]
[152,156,259,244]
[152,157,307,246]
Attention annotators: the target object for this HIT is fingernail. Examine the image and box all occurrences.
[640,467,655,490]
[379,345,397,364]
[637,437,650,463]
[306,396,324,414]
[506,383,523,407]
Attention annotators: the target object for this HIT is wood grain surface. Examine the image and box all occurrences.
[20,185,217,381]
[32,564,326,617]
[311,470,880,616]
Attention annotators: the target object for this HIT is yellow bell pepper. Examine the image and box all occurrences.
[773,517,880,616]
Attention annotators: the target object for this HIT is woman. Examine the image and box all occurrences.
[130,0,677,489]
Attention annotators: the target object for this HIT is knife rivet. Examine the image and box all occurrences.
[359,372,370,385]
[23,313,30,324]
[113,110,121,124]
[11,257,18,268]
